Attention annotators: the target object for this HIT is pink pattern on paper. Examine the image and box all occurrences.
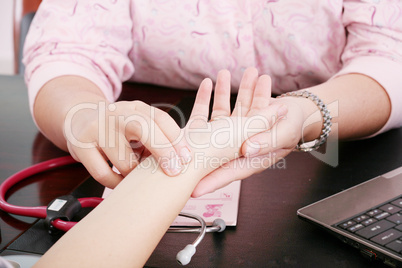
[203,204,223,218]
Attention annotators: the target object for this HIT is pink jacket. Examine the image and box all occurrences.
[24,0,402,135]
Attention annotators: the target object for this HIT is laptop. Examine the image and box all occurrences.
[297,166,402,267]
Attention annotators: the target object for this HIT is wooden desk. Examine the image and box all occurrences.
[0,75,401,267]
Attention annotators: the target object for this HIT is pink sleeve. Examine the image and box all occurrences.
[332,0,402,135]
[23,0,135,113]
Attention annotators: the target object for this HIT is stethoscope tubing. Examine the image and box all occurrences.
[0,156,226,265]
[0,156,102,231]
[170,212,206,248]
[0,156,225,233]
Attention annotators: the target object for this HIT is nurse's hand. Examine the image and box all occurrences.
[65,99,192,189]
[191,68,294,197]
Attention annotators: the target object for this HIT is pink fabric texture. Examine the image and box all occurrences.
[23,0,402,134]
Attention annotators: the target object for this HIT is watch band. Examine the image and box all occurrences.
[277,91,332,152]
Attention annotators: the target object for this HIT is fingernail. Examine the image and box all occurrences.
[164,156,182,176]
[112,165,121,175]
[277,105,288,118]
[179,147,192,164]
[246,141,260,157]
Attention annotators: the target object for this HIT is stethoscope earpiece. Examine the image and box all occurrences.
[176,244,196,266]
[171,213,226,265]
[211,218,226,232]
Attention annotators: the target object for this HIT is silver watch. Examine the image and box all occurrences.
[277,91,332,152]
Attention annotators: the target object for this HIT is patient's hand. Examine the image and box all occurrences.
[185,68,289,196]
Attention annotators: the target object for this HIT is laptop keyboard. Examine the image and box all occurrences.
[337,196,402,255]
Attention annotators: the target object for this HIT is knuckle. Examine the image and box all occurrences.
[132,100,147,111]
[287,127,300,146]
[160,149,177,161]
[156,109,171,121]
[110,101,128,112]
[117,159,133,174]
[91,168,112,185]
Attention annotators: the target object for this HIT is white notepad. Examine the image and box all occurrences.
[171,180,241,227]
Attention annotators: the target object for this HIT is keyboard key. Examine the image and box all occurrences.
[353,214,370,223]
[366,209,382,217]
[375,212,391,220]
[362,218,377,226]
[379,204,401,214]
[387,213,402,225]
[339,220,356,229]
[371,229,402,246]
[356,220,395,239]
[396,224,402,232]
[392,199,402,208]
[386,239,402,253]
[348,224,364,233]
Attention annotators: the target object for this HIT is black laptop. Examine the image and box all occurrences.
[297,166,402,267]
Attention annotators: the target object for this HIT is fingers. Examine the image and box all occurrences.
[191,163,235,198]
[210,70,232,121]
[68,145,124,189]
[241,115,300,157]
[189,78,213,122]
[232,67,259,117]
[99,132,139,177]
[230,71,289,158]
[241,75,288,146]
[191,150,290,197]
[68,99,193,185]
[247,75,272,116]
[123,101,190,176]
[146,104,192,165]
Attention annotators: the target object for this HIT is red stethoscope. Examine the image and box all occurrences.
[0,156,102,232]
[0,156,226,265]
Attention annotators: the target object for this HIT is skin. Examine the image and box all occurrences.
[192,71,391,197]
[34,69,283,268]
[30,69,391,267]
[33,68,391,195]
[34,76,193,188]
[33,69,284,189]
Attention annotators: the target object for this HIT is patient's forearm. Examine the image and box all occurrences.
[35,119,246,267]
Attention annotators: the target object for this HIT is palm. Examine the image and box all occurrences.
[186,68,292,197]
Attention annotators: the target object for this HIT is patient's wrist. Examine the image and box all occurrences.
[183,116,268,175]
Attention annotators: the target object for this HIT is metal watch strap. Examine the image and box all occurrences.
[277,91,332,152]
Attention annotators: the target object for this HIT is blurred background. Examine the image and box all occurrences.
[0,0,14,75]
